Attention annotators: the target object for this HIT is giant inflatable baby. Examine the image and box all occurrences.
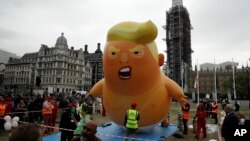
[89,20,187,127]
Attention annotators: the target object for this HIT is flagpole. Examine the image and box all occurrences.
[214,59,217,103]
[197,59,199,105]
[181,60,184,90]
[194,59,199,105]
[232,58,237,100]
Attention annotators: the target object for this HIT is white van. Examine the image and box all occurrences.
[75,90,87,95]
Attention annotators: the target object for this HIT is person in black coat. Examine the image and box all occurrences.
[221,104,239,141]
[59,95,69,109]
[27,97,35,122]
[59,105,76,141]
[234,100,240,112]
[236,111,250,138]
[33,94,44,122]
[243,119,250,138]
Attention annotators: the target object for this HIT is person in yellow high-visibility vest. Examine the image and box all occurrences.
[124,103,140,141]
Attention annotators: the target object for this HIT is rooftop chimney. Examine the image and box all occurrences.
[85,45,88,51]
[95,43,102,54]
[97,43,101,49]
[84,45,89,54]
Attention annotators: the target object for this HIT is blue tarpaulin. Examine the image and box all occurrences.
[43,132,61,141]
[43,122,178,141]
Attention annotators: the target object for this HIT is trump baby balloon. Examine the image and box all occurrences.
[89,20,186,127]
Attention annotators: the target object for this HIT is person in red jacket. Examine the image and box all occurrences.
[51,96,58,132]
[42,96,54,133]
[5,95,13,117]
[195,103,207,139]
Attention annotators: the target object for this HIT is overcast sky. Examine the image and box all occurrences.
[0,0,250,68]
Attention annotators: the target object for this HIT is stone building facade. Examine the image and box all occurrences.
[4,53,37,94]
[3,33,100,94]
[188,62,241,99]
[83,43,103,87]
[0,63,6,93]
[36,33,88,93]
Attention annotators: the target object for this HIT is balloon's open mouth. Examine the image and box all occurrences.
[119,66,131,79]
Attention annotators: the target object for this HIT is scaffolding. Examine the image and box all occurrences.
[165,2,192,91]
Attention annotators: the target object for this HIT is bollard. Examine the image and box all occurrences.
[193,116,197,133]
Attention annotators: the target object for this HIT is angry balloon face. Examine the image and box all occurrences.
[103,41,160,96]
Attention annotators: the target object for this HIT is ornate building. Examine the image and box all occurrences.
[4,33,97,94]
[36,33,88,93]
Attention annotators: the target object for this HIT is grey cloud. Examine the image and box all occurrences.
[0,0,249,67]
[0,28,19,39]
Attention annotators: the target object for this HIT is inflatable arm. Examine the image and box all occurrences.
[164,76,187,106]
[89,79,104,98]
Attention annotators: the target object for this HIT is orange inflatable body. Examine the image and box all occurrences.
[90,20,186,127]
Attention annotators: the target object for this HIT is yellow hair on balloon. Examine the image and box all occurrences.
[107,20,159,61]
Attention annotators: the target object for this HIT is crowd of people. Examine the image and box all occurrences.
[0,92,104,141]
[179,99,219,139]
[179,98,250,140]
[221,104,250,141]
[1,92,250,141]
[8,120,101,141]
[0,93,57,126]
[1,95,145,141]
